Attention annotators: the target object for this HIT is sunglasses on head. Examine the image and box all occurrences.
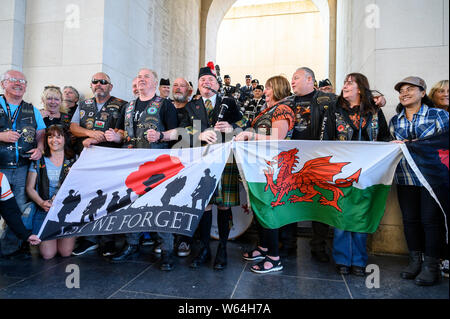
[91,79,110,85]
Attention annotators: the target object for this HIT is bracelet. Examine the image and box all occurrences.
[158,131,164,142]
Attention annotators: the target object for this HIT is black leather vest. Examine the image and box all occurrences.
[77,96,125,151]
[34,157,76,201]
[123,96,168,149]
[79,97,123,132]
[284,91,336,140]
[0,96,38,168]
[252,101,293,139]
[334,110,379,141]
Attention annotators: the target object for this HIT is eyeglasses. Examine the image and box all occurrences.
[399,86,418,95]
[91,79,110,85]
[6,77,27,85]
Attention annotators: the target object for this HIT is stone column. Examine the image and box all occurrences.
[0,0,26,74]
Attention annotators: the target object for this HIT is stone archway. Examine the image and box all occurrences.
[201,0,336,84]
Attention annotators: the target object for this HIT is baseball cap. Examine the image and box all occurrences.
[394,76,427,92]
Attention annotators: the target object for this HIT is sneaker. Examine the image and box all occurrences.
[140,236,155,246]
[177,242,191,257]
[72,240,98,256]
[441,259,449,278]
[154,244,162,254]
[101,241,117,257]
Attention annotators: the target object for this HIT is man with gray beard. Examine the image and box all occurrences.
[171,77,193,257]
[172,77,192,124]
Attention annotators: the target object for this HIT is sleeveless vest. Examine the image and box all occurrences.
[334,109,379,141]
[284,91,336,140]
[0,96,38,168]
[252,101,293,139]
[35,156,76,201]
[123,96,168,149]
[77,96,126,151]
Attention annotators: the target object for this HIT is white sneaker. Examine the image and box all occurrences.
[177,242,191,257]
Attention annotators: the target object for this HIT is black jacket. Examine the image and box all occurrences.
[180,95,244,147]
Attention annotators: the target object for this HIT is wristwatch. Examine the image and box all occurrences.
[158,131,164,142]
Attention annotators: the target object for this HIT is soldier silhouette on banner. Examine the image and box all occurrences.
[118,188,133,207]
[106,191,120,214]
[57,189,81,223]
[80,190,107,222]
[161,175,187,206]
[191,169,217,211]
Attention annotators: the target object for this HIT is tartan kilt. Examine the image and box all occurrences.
[210,155,240,207]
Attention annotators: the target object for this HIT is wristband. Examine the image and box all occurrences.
[158,131,164,142]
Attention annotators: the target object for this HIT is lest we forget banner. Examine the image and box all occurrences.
[38,139,448,241]
[37,142,232,240]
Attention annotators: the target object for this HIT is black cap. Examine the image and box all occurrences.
[319,79,332,88]
[198,66,216,79]
[160,78,170,86]
[251,79,259,84]
[224,75,230,79]
[245,75,252,79]
[254,84,264,91]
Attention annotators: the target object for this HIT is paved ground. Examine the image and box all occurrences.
[0,233,448,300]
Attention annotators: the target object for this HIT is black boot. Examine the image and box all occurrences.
[214,243,227,270]
[190,244,211,269]
[110,244,139,263]
[400,251,422,279]
[415,256,441,286]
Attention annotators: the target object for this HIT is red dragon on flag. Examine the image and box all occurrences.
[264,148,362,212]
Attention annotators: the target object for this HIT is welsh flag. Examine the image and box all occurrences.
[233,140,404,233]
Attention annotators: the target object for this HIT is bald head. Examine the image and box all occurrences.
[172,77,192,104]
[90,72,113,102]
[1,70,27,102]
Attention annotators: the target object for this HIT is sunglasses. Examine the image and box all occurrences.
[91,79,110,85]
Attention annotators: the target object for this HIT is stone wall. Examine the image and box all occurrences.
[336,0,449,255]
[0,0,26,74]
[2,0,201,106]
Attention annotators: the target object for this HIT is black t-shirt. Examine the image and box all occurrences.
[116,97,178,131]
[292,90,316,140]
[67,104,77,120]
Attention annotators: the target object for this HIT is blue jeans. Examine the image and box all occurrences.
[159,232,174,252]
[0,165,29,255]
[332,228,368,267]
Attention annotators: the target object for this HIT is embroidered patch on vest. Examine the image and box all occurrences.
[147,106,158,115]
[94,120,105,128]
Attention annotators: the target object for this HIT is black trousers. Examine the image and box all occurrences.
[397,184,445,258]
[310,221,329,252]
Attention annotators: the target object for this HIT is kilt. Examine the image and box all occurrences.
[210,155,240,207]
